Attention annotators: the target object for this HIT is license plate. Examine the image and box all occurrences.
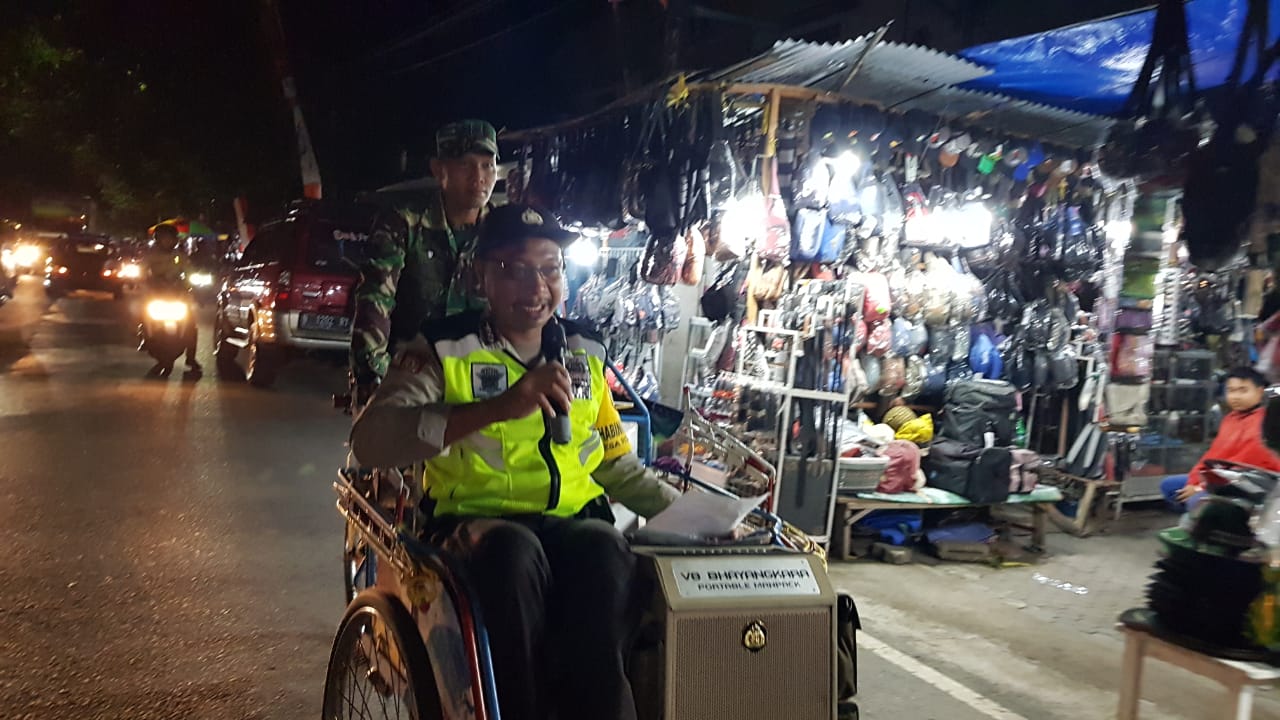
[299,313,351,333]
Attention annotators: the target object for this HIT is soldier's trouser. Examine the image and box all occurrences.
[434,513,639,720]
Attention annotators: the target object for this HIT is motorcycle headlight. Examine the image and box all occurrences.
[14,244,42,267]
[145,299,189,322]
[187,272,214,287]
[118,263,142,279]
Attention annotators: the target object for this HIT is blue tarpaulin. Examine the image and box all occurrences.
[959,0,1280,115]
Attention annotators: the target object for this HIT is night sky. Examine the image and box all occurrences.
[0,1,1151,231]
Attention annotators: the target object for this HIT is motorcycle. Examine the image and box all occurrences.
[137,285,197,378]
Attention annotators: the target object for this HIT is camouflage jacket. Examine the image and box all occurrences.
[350,192,489,384]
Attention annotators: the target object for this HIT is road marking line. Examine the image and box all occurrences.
[860,630,1031,720]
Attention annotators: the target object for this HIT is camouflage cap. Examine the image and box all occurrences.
[475,204,576,258]
[436,119,499,159]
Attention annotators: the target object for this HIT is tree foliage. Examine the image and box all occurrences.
[0,5,297,234]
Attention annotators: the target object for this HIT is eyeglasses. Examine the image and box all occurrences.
[489,259,564,285]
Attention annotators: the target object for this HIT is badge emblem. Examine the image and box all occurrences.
[743,621,767,652]
[471,363,508,399]
[522,208,544,226]
[565,355,591,400]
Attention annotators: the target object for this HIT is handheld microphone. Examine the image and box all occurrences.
[542,318,573,445]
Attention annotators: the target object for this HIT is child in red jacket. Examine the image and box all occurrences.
[1161,367,1280,512]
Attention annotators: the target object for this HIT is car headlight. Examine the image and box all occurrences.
[145,299,189,322]
[118,263,142,279]
[13,244,42,267]
[187,272,214,287]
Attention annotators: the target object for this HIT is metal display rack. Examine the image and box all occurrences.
[722,314,853,545]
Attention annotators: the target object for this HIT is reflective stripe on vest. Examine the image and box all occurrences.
[427,330,608,518]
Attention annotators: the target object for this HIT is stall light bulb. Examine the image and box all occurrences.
[1105,220,1132,253]
[904,213,934,244]
[831,151,861,176]
[567,237,599,267]
[954,204,993,248]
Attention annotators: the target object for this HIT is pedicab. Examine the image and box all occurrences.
[323,383,858,720]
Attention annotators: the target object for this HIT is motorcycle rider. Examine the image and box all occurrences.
[349,119,499,409]
[350,204,679,720]
[143,223,201,374]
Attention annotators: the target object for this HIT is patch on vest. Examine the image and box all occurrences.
[566,355,592,400]
[471,363,508,399]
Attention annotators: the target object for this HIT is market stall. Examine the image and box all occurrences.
[497,27,1177,556]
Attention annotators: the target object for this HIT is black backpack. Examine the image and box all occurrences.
[925,440,980,496]
[941,379,1018,446]
[925,441,1012,503]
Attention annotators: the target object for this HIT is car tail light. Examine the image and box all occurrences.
[275,270,292,305]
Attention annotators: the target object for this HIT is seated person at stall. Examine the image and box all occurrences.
[350,204,679,720]
[1161,367,1280,513]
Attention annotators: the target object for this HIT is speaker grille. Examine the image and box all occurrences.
[667,608,832,720]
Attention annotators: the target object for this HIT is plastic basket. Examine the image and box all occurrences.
[838,456,889,492]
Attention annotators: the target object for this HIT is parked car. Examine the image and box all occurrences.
[214,201,376,387]
[43,234,128,300]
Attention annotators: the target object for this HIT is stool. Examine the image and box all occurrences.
[1118,624,1280,719]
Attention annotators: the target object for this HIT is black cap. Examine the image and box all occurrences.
[475,205,577,258]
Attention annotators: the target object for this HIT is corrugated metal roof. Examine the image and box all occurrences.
[700,36,1111,147]
[705,35,991,96]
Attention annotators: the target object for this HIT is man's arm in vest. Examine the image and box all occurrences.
[590,392,680,519]
[351,209,410,385]
[349,335,452,468]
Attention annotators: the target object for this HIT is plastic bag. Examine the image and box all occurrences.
[859,273,892,324]
[928,327,955,366]
[880,355,906,394]
[862,355,882,390]
[852,319,868,355]
[866,322,892,357]
[903,355,926,399]
[891,318,915,357]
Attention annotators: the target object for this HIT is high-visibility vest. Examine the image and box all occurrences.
[426,314,608,517]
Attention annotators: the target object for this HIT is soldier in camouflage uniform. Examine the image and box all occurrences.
[350,120,499,406]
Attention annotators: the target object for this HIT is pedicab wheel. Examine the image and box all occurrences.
[342,521,377,605]
[322,589,442,720]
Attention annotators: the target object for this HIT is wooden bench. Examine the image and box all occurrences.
[829,494,1051,561]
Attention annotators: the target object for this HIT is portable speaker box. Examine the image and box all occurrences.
[630,548,837,720]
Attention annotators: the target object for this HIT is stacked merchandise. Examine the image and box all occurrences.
[925,379,1036,505]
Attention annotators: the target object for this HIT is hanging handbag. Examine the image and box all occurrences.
[681,225,706,286]
[757,157,792,264]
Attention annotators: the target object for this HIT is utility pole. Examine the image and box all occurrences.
[262,0,323,199]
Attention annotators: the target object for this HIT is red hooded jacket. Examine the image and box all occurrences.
[1189,405,1280,488]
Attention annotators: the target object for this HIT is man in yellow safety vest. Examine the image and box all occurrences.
[351,203,678,720]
